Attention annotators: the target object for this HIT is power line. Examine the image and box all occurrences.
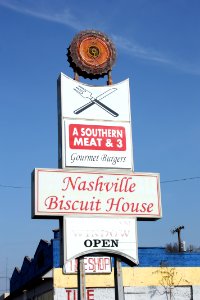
[0,184,29,189]
[161,176,200,183]
[0,176,200,190]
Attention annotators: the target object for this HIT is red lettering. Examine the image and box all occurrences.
[122,202,130,212]
[87,289,94,300]
[88,257,95,271]
[140,202,148,212]
[119,177,126,191]
[94,176,104,191]
[106,197,122,212]
[75,259,78,272]
[131,203,140,213]
[147,203,154,212]
[72,200,79,210]
[129,182,136,192]
[65,289,94,299]
[124,177,132,192]
[69,260,73,272]
[104,182,116,192]
[59,199,67,210]
[78,180,87,191]
[104,257,110,270]
[61,175,137,194]
[62,176,81,191]
[64,200,72,210]
[80,201,90,211]
[45,196,58,209]
[65,289,72,300]
[106,198,154,215]
[97,258,103,270]
[88,181,94,191]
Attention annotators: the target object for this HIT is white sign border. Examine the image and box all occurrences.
[57,73,134,170]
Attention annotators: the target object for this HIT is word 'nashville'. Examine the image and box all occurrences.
[61,175,136,193]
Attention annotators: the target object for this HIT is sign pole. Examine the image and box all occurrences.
[107,70,125,300]
[114,257,125,300]
[71,37,114,299]
[78,257,86,300]
[59,218,64,267]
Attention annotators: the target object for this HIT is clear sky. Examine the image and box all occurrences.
[0,0,200,292]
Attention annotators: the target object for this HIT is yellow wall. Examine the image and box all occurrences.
[53,267,200,288]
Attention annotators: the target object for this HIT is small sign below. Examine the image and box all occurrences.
[63,256,111,274]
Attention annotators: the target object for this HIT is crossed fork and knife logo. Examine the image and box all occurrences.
[73,85,119,117]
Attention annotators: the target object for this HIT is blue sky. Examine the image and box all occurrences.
[0,0,200,291]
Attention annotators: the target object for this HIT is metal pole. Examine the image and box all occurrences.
[78,257,86,300]
[107,70,113,85]
[107,75,125,299]
[59,218,64,266]
[114,257,125,300]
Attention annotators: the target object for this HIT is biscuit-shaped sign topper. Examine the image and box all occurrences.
[67,30,116,83]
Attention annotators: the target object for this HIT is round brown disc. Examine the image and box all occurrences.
[68,30,116,77]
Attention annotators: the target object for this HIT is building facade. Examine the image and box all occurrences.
[3,230,200,299]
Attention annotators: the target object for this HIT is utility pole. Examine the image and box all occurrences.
[171,226,184,252]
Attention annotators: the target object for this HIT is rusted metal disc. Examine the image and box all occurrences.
[67,30,116,78]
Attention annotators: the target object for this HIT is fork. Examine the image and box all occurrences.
[73,86,118,117]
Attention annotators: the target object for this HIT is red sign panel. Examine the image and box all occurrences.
[69,124,126,151]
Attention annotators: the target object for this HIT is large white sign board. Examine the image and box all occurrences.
[32,168,162,220]
[63,217,138,264]
[57,73,133,169]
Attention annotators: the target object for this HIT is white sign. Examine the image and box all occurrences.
[57,73,133,169]
[63,256,111,274]
[63,119,133,169]
[32,169,162,219]
[58,73,131,122]
[63,217,138,264]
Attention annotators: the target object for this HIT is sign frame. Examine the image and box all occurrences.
[63,119,133,169]
[32,168,162,220]
[57,73,134,170]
